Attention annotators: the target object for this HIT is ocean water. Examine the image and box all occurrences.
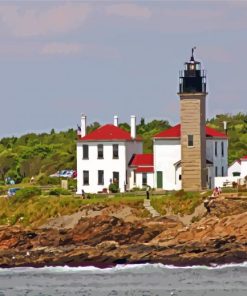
[0,263,247,296]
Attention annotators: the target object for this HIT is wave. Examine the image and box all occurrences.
[1,262,247,274]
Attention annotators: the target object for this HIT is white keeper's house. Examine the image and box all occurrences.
[76,50,229,193]
[228,155,247,178]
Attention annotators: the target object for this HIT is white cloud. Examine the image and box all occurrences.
[0,3,91,37]
[105,3,152,19]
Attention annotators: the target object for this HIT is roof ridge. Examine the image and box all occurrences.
[80,123,142,141]
[154,123,228,139]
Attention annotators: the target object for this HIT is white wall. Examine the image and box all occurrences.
[241,160,247,178]
[77,141,127,193]
[153,139,181,190]
[76,143,83,193]
[175,165,182,189]
[125,141,143,190]
[215,176,241,188]
[207,166,214,189]
[207,139,228,179]
[228,161,241,177]
[135,172,154,188]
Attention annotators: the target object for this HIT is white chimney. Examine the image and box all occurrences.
[81,114,87,137]
[130,115,136,139]
[223,121,228,135]
[114,115,118,127]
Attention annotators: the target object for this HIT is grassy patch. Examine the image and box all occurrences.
[0,193,146,228]
[151,191,203,216]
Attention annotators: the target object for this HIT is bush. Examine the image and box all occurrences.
[109,183,119,193]
[49,188,71,196]
[11,187,41,203]
[21,177,31,184]
[37,174,60,185]
[0,186,4,195]
[175,189,185,197]
[130,187,146,192]
[68,178,77,191]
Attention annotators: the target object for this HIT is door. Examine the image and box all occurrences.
[157,171,163,188]
[113,171,119,185]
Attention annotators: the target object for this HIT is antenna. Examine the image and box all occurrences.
[191,46,196,61]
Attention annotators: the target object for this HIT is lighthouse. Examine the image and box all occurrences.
[178,48,207,191]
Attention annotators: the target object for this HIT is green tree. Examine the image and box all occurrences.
[0,151,16,180]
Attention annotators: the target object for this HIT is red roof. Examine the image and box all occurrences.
[154,124,181,138]
[80,124,142,141]
[129,154,153,166]
[241,155,247,161]
[135,167,154,173]
[154,124,227,139]
[129,154,154,173]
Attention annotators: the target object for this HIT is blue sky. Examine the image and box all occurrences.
[0,1,246,137]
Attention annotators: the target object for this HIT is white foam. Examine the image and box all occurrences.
[0,262,247,274]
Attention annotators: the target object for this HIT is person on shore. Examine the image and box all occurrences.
[146,185,151,200]
[204,197,211,213]
[212,187,219,198]
[81,189,85,199]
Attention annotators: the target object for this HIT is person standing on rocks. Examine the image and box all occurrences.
[146,185,151,200]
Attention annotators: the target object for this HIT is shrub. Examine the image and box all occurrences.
[37,174,60,185]
[109,183,119,193]
[11,187,41,203]
[175,189,185,198]
[68,178,77,191]
[0,187,4,195]
[21,177,31,184]
[130,187,146,192]
[49,188,71,196]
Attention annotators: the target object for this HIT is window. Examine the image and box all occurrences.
[83,170,89,185]
[82,145,88,159]
[215,166,218,177]
[188,135,194,147]
[98,170,104,185]
[179,174,182,181]
[97,144,104,159]
[142,173,147,186]
[134,171,136,184]
[113,144,119,159]
[215,142,218,157]
[233,172,241,177]
[221,142,224,157]
[221,166,224,177]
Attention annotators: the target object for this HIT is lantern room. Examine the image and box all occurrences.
[179,47,206,93]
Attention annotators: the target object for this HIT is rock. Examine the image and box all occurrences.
[0,200,247,267]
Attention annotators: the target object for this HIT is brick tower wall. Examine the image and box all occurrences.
[180,93,207,191]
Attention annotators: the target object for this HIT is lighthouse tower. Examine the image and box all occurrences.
[178,48,207,191]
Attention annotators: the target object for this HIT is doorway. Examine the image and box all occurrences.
[157,171,163,188]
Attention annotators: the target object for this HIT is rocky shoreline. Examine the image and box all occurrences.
[1,198,247,268]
